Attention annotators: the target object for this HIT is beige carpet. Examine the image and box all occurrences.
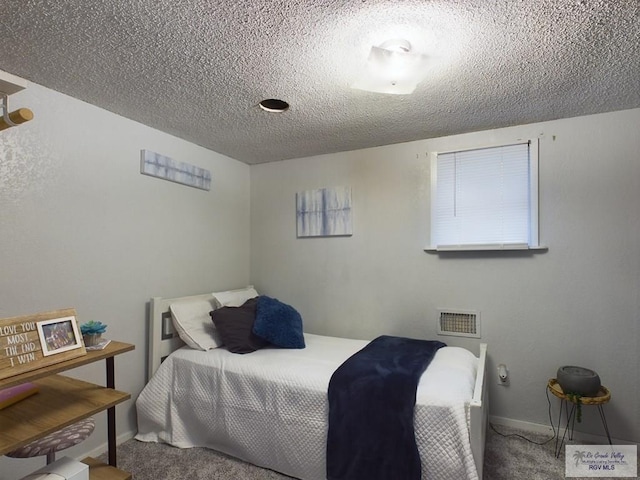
[102,425,635,479]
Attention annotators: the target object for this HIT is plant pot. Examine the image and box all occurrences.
[557,365,601,397]
[83,334,102,347]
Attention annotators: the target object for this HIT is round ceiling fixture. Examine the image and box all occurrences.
[379,39,412,53]
[258,98,290,113]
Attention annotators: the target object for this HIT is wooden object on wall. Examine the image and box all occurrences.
[0,309,87,381]
[0,108,34,131]
[0,71,33,132]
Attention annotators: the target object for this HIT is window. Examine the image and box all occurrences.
[428,140,539,251]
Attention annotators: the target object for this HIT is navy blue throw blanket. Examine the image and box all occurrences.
[326,336,446,480]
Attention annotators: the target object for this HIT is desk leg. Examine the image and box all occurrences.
[106,357,117,467]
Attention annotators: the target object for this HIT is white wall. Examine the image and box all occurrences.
[1,74,637,478]
[250,109,640,444]
[0,77,250,479]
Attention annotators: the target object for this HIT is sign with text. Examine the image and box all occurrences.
[566,445,637,477]
[0,309,87,381]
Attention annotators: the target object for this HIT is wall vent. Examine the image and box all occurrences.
[437,310,481,338]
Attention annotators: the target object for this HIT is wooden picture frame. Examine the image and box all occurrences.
[36,316,83,356]
[0,308,87,381]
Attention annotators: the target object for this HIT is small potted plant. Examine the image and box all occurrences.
[80,321,107,347]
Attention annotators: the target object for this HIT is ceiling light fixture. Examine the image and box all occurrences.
[351,39,429,95]
[258,99,290,113]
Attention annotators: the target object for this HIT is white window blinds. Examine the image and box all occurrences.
[430,140,539,250]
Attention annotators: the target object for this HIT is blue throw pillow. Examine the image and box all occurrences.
[253,296,305,349]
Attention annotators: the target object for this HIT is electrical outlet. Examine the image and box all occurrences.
[497,364,510,386]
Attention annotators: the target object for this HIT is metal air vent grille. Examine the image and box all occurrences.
[437,310,481,338]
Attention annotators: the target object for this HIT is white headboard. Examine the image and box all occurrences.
[148,293,213,381]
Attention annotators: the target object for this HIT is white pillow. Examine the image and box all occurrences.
[212,285,259,307]
[170,296,222,350]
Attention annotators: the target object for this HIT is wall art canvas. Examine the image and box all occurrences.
[296,187,352,237]
[140,149,211,190]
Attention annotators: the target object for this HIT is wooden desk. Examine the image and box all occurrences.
[0,341,134,479]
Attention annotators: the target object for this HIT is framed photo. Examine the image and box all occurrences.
[36,316,83,356]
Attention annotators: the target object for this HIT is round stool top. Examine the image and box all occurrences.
[6,417,95,459]
[547,378,611,404]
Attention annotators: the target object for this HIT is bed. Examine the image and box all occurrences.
[135,292,489,480]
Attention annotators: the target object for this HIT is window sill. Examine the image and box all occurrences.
[424,244,548,252]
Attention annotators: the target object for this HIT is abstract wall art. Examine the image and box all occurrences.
[296,186,352,237]
[140,149,211,191]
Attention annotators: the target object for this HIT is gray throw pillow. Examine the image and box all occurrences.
[210,297,269,354]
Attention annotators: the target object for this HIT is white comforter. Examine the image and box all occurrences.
[135,333,479,480]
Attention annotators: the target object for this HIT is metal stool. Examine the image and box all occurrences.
[547,379,612,457]
[5,417,95,464]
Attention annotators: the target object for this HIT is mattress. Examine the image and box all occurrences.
[135,333,479,480]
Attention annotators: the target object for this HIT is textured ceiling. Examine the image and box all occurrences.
[1,1,639,164]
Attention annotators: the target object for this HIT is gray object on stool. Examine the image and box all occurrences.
[6,417,95,464]
[557,366,601,396]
